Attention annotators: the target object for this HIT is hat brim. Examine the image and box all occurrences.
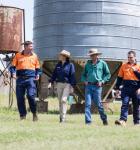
[59,53,71,58]
[88,52,102,56]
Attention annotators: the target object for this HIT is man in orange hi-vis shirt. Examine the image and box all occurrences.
[115,50,140,126]
[9,41,41,121]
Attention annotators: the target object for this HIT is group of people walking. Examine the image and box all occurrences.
[9,41,140,126]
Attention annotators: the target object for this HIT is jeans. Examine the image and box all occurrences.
[85,85,107,124]
[16,77,37,117]
[120,86,140,124]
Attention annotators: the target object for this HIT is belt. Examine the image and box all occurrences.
[17,76,31,79]
[88,82,98,85]
[123,80,138,86]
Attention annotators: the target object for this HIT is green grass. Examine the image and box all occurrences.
[0,107,140,150]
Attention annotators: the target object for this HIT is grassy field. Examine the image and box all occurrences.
[0,107,140,150]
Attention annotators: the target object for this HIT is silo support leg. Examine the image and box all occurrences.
[102,79,116,102]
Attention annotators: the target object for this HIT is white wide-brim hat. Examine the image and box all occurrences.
[59,50,71,58]
[88,48,102,56]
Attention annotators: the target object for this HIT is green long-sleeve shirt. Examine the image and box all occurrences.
[81,59,111,83]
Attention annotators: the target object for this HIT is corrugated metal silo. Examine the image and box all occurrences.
[34,0,140,102]
[34,0,140,61]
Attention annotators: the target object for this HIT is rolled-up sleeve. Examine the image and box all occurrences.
[102,62,111,83]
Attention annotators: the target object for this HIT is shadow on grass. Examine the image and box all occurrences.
[47,110,59,114]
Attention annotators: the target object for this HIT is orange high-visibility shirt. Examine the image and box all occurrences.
[118,63,140,81]
[12,52,40,70]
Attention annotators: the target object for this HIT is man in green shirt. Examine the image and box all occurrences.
[81,49,111,125]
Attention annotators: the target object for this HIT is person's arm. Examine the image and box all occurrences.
[115,64,124,90]
[48,65,58,89]
[133,70,140,80]
[102,62,111,84]
[35,56,41,80]
[9,54,17,78]
[81,64,88,85]
[81,64,88,82]
[69,63,76,87]
[49,65,58,84]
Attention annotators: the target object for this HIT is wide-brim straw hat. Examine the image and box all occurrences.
[88,48,102,56]
[59,50,71,58]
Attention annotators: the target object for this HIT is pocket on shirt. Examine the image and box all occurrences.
[87,68,93,75]
[97,66,103,71]
[30,58,36,66]
[18,58,25,64]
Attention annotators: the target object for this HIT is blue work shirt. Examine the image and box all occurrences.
[50,61,76,87]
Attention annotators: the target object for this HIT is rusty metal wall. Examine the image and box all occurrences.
[0,6,24,53]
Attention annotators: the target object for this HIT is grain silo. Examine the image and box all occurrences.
[34,0,140,103]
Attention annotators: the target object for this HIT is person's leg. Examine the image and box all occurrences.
[120,88,130,122]
[26,78,37,114]
[132,94,140,124]
[85,85,92,124]
[16,79,26,118]
[92,86,107,122]
[56,83,64,121]
[60,83,71,121]
[115,87,130,126]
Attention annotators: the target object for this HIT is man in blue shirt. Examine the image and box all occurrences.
[81,48,111,125]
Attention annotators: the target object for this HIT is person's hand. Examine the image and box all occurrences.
[12,73,16,79]
[131,67,138,72]
[84,82,88,86]
[5,71,9,78]
[97,82,103,87]
[70,86,74,94]
[115,90,121,98]
[136,89,140,95]
[35,75,40,80]
[48,83,52,89]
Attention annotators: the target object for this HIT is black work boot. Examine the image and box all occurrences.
[33,113,38,122]
[103,120,108,126]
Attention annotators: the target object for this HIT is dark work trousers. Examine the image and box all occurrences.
[120,85,140,124]
[16,77,37,117]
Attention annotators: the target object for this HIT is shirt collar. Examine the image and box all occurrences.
[21,50,33,56]
[127,61,137,65]
[59,60,69,65]
[89,59,100,65]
